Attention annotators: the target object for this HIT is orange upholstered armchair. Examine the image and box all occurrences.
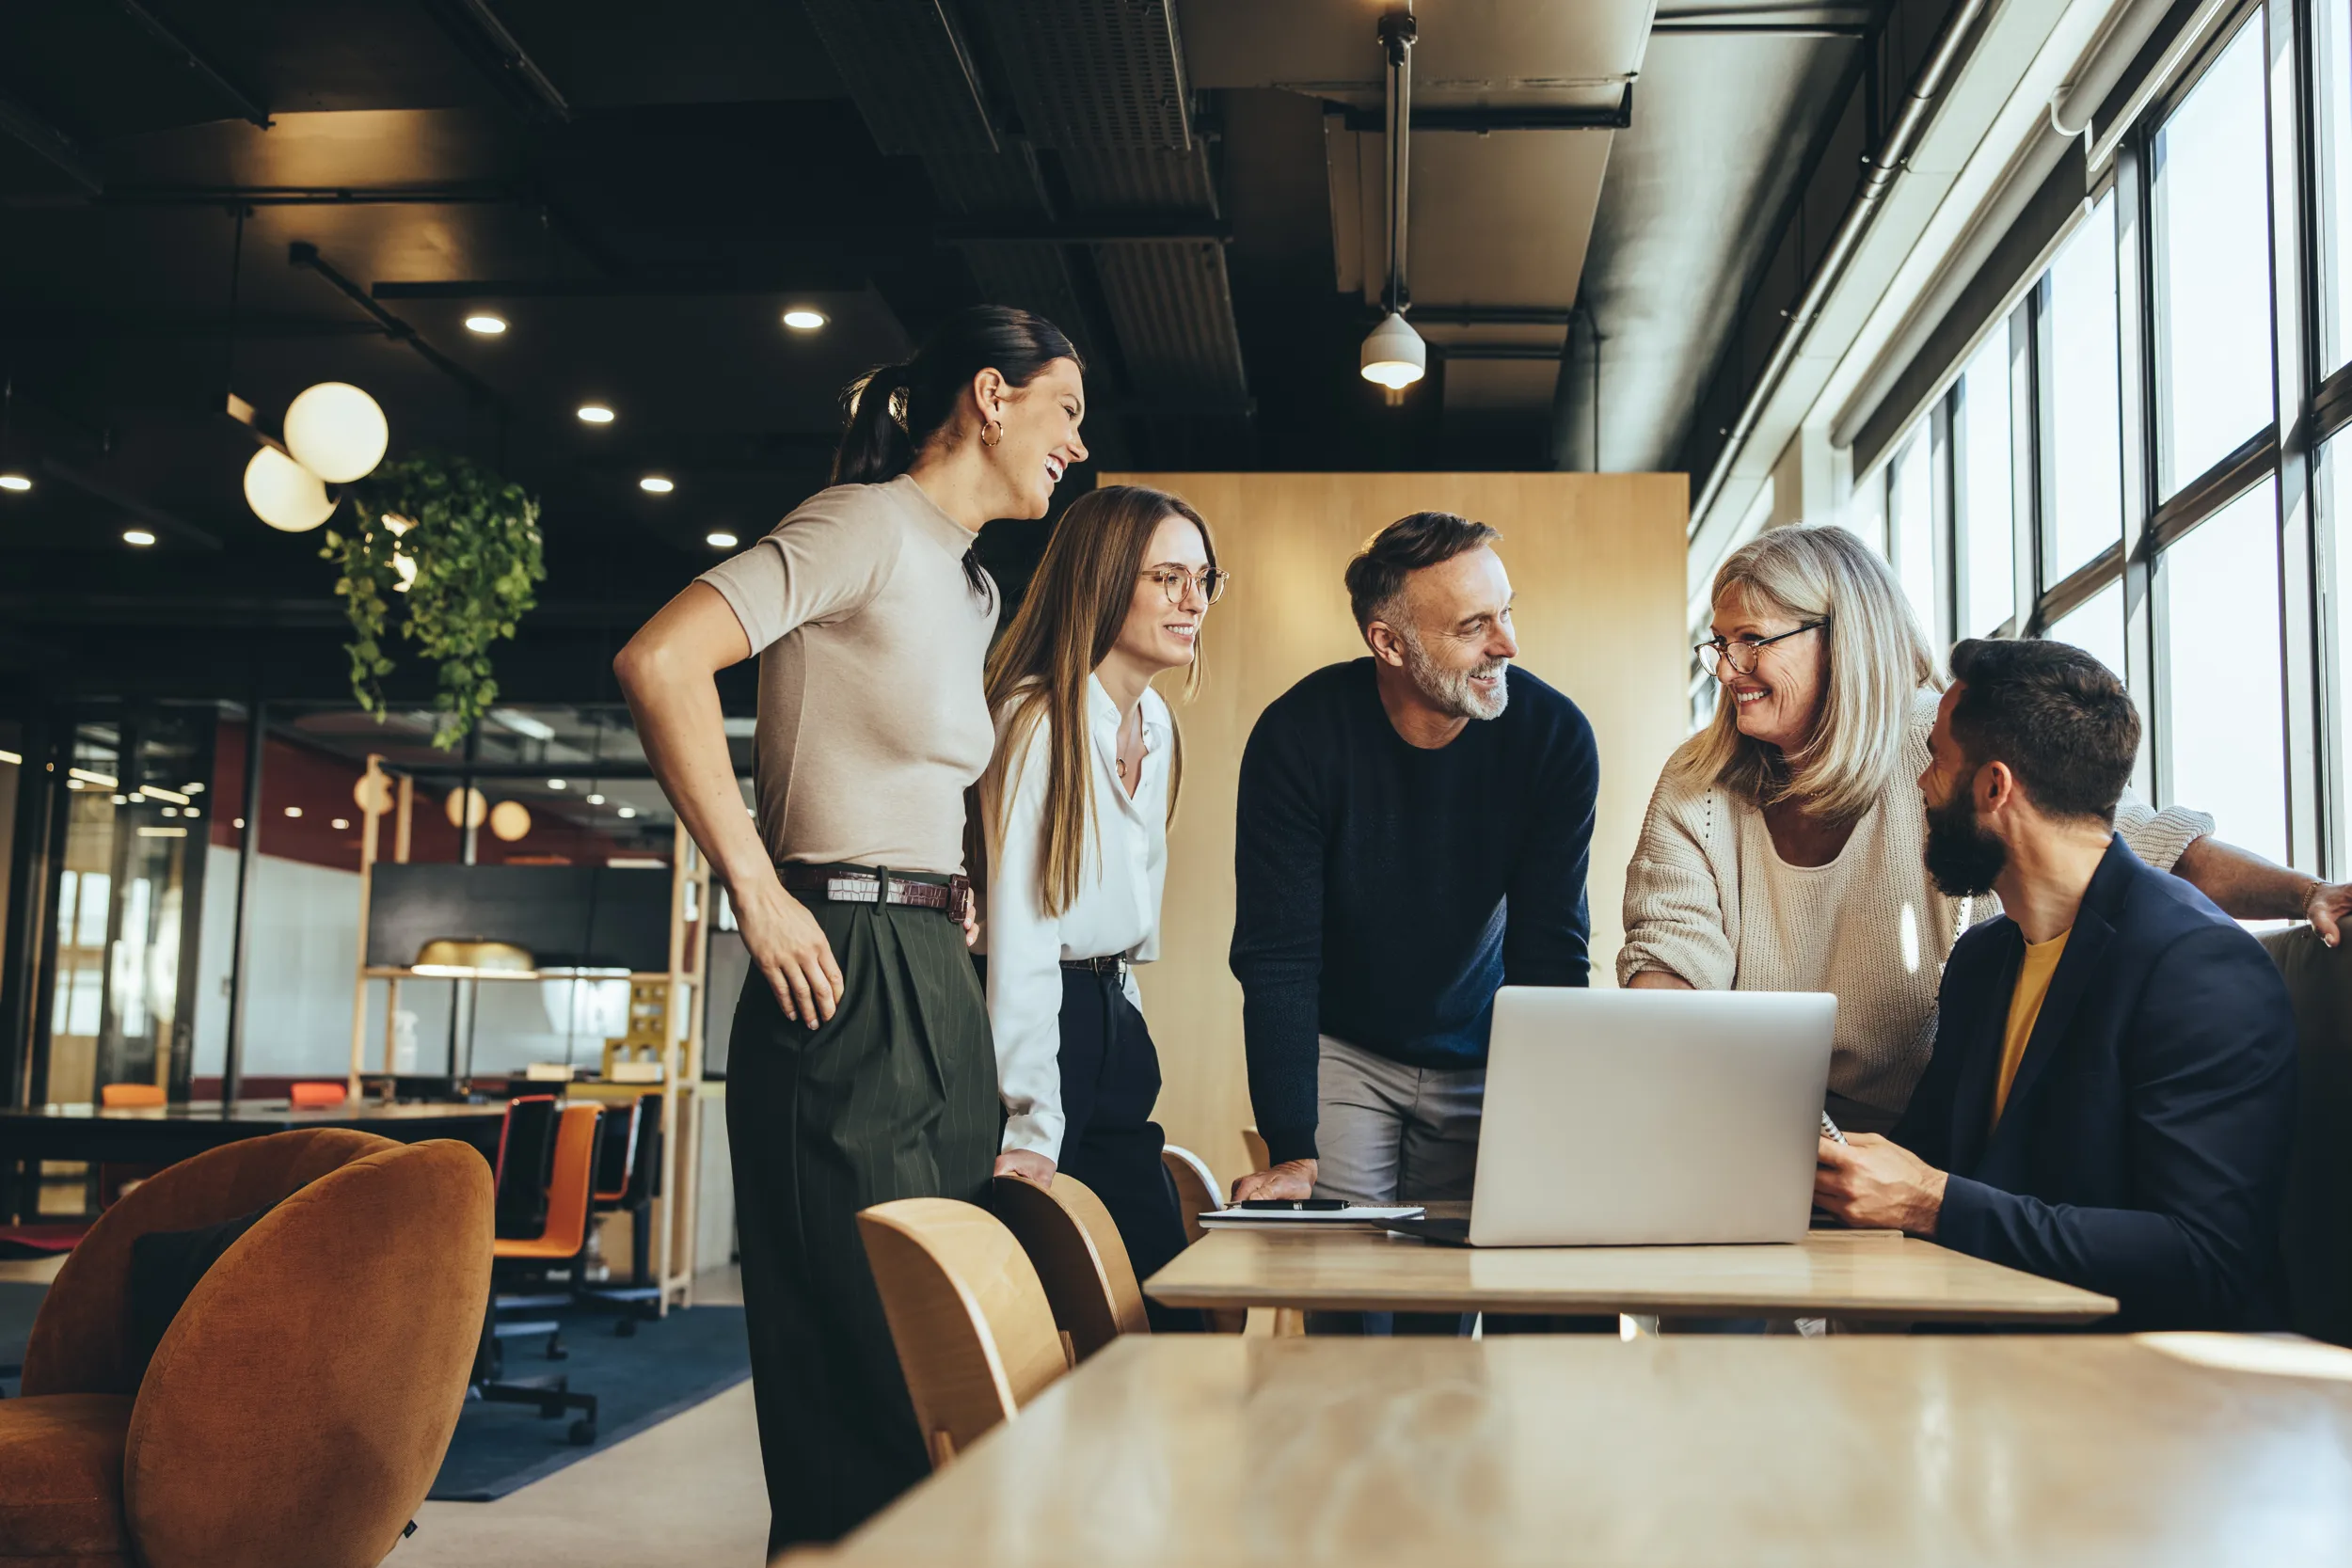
[0,1128,493,1568]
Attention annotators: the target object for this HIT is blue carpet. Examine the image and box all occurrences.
[430,1302,752,1501]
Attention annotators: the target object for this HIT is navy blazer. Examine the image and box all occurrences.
[1894,835,2296,1331]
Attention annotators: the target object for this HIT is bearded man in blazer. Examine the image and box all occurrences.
[1813,637,2296,1332]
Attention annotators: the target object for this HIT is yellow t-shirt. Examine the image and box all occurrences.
[1993,929,2071,1128]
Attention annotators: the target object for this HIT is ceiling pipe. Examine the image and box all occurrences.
[112,0,271,130]
[1690,0,1990,536]
[0,89,102,196]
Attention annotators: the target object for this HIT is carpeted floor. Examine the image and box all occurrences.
[1,1280,46,1395]
[433,1303,752,1501]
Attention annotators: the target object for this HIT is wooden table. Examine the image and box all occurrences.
[0,1101,507,1220]
[830,1335,2352,1566]
[1143,1209,2116,1324]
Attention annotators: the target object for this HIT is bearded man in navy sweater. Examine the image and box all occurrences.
[1229,513,1600,1245]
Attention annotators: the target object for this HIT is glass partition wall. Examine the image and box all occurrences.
[6,700,750,1114]
[1858,0,2352,879]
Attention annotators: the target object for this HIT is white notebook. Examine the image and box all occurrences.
[1197,1204,1425,1229]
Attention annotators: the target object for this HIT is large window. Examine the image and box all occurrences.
[2163,480,2288,863]
[1887,425,1940,641]
[2152,17,2275,496]
[2317,0,2352,373]
[1956,330,2017,638]
[2044,194,2126,583]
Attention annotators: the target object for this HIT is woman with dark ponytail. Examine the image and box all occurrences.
[614,305,1086,1550]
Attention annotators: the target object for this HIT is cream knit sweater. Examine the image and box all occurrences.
[1617,691,2213,1132]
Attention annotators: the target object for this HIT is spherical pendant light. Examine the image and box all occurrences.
[1359,311,1427,389]
[487,800,532,842]
[283,382,389,483]
[244,447,336,532]
[445,786,487,830]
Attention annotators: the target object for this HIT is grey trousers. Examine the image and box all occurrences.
[1309,1034,1615,1338]
[1310,1035,1485,1207]
[1309,1036,1482,1336]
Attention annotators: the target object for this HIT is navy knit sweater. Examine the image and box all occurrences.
[1228,658,1599,1165]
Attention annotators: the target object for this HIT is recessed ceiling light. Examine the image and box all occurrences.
[331,816,351,830]
[577,404,615,424]
[782,309,827,331]
[616,805,638,818]
[465,314,508,335]
[548,779,567,790]
[284,805,302,818]
[586,793,605,805]
[707,531,739,549]
[0,473,29,492]
[640,476,674,494]
[123,529,156,546]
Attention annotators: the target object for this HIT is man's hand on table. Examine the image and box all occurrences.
[1813,1133,1947,1236]
[1231,1158,1318,1203]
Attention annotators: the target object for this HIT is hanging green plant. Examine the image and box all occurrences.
[322,452,546,750]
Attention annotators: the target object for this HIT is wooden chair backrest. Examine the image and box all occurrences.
[1241,1126,1270,1172]
[101,1083,167,1109]
[858,1197,1067,1468]
[990,1174,1147,1364]
[1160,1145,1221,1246]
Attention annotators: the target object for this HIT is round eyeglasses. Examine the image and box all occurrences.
[1694,619,1828,679]
[1141,566,1230,606]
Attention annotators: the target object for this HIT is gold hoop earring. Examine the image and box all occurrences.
[981,418,1004,448]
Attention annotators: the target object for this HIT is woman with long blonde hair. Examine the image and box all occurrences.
[1622,523,2344,1132]
[977,483,1222,1311]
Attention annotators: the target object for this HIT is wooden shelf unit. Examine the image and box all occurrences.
[344,754,716,1313]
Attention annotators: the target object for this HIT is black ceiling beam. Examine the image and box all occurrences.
[39,460,225,551]
[1336,87,1632,134]
[288,242,506,410]
[1652,22,1867,35]
[97,184,516,206]
[1435,343,1564,361]
[0,90,103,196]
[414,0,571,124]
[372,273,866,300]
[1412,306,1578,326]
[112,0,272,129]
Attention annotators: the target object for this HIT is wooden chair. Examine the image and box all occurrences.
[858,1197,1067,1469]
[1241,1125,1270,1173]
[1162,1146,1249,1334]
[1160,1145,1221,1246]
[990,1173,1146,1365]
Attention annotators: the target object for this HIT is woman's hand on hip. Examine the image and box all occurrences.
[737,871,844,1025]
[994,1149,1056,1185]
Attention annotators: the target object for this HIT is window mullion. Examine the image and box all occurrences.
[2115,135,2162,805]
[2268,0,2325,871]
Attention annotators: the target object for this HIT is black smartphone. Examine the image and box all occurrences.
[1235,1198,1347,1211]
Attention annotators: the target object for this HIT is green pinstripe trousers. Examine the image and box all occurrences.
[725,895,997,1551]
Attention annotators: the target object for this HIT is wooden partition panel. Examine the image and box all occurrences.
[1102,472,1691,1184]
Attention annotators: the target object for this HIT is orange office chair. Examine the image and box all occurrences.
[580,1093,663,1333]
[289,1081,348,1109]
[98,1084,166,1108]
[475,1101,605,1443]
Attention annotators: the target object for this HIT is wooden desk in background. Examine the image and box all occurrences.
[1143,1210,2117,1325]
[0,1101,507,1220]
[829,1335,2352,1566]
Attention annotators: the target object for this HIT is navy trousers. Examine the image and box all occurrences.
[1054,968,1199,1331]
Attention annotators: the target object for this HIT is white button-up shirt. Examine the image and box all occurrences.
[979,674,1172,1162]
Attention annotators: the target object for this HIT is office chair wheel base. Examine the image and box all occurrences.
[568,1418,596,1445]
[614,1316,637,1338]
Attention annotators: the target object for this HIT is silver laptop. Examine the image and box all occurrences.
[1390,987,1836,1247]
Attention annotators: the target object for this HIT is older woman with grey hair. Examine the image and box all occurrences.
[1623,524,2347,1133]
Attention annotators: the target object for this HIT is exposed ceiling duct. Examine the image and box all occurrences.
[1182,0,1652,436]
[801,0,1248,460]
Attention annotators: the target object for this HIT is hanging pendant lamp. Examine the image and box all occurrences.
[1360,9,1425,394]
